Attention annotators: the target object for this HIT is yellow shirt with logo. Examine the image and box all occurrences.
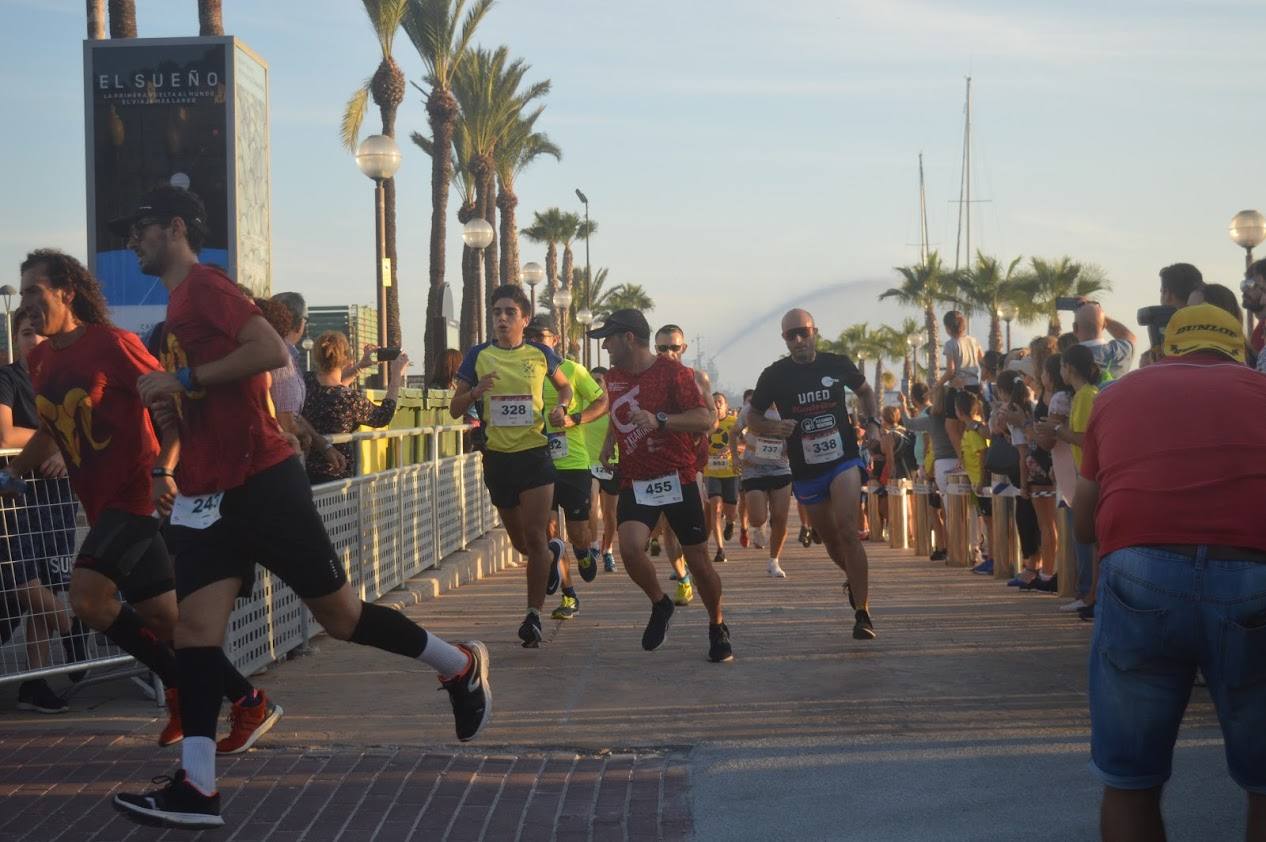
[543,359,604,470]
[704,414,739,478]
[1069,383,1099,469]
[961,425,989,488]
[456,340,562,453]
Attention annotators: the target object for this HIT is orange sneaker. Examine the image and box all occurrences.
[216,692,283,755]
[158,686,183,747]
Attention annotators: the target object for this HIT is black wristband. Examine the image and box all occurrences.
[151,467,175,478]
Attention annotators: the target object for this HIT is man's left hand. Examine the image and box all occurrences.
[630,408,658,432]
[138,371,185,406]
[548,405,569,428]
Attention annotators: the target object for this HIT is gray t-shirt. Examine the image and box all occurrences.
[736,404,792,478]
[905,411,955,460]
[943,335,984,386]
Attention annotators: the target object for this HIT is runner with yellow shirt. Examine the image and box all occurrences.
[703,394,740,563]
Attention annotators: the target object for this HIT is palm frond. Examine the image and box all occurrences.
[341,83,371,152]
[363,0,409,55]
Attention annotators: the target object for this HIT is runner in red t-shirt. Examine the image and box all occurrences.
[109,187,491,831]
[589,309,732,663]
[4,249,272,752]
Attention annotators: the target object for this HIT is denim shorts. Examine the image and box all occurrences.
[792,457,865,506]
[1089,546,1266,793]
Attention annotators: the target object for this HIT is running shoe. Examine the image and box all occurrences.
[649,538,661,557]
[159,687,183,747]
[1078,604,1096,622]
[642,596,675,651]
[740,527,749,548]
[843,581,857,611]
[17,679,67,714]
[752,527,766,549]
[518,613,542,648]
[767,559,786,578]
[1007,572,1035,587]
[545,538,564,595]
[930,549,947,561]
[674,579,694,606]
[971,558,994,576]
[713,549,727,564]
[113,770,223,829]
[439,641,491,742]
[61,618,90,683]
[852,609,876,640]
[708,623,734,663]
[723,521,735,542]
[603,552,616,572]
[216,693,283,755]
[577,548,598,583]
[1033,575,1059,593]
[551,595,579,620]
[799,526,812,548]
[1059,599,1086,613]
[1017,574,1045,591]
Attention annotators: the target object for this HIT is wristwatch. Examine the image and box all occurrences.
[656,411,669,431]
[569,412,583,427]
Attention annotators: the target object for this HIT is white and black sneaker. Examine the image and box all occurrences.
[440,641,491,742]
[113,770,223,829]
[518,612,542,648]
[545,539,564,595]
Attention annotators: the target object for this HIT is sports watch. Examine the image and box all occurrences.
[656,411,669,431]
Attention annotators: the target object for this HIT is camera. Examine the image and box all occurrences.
[375,347,402,362]
[1055,296,1091,311]
[1137,305,1176,351]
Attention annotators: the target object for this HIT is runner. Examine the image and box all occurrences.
[524,316,607,620]
[585,366,619,573]
[735,388,755,548]
[589,310,732,662]
[703,392,740,563]
[749,308,880,640]
[109,188,490,830]
[732,393,793,578]
[4,249,280,755]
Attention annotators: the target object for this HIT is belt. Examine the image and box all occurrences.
[1146,544,1266,564]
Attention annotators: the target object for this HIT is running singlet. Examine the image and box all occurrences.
[28,324,162,523]
[456,340,562,454]
[704,414,738,478]
[542,359,603,470]
[604,356,708,489]
[738,404,791,478]
[749,352,867,479]
[160,264,294,496]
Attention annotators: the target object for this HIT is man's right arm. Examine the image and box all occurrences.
[1103,314,1137,346]
[5,430,59,477]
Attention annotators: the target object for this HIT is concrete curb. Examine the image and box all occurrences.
[377,529,522,609]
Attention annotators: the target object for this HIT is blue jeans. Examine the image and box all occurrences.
[1074,540,1096,599]
[1089,546,1266,793]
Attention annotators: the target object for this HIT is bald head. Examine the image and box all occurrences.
[1073,303,1104,340]
[781,309,814,333]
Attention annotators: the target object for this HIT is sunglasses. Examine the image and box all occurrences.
[656,344,683,353]
[129,217,166,237]
[782,327,814,341]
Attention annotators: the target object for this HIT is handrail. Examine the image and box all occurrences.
[324,423,472,446]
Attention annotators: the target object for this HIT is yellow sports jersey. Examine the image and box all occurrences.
[1069,383,1099,469]
[543,359,604,470]
[960,425,989,487]
[456,340,562,453]
[704,414,739,478]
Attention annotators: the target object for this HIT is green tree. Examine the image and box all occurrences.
[603,284,654,314]
[521,207,575,326]
[951,252,1032,352]
[108,0,137,36]
[495,108,560,285]
[880,251,954,381]
[895,316,921,387]
[1021,257,1111,336]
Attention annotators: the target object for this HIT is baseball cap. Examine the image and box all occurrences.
[586,309,650,341]
[1163,303,1246,362]
[526,315,554,334]
[107,185,209,238]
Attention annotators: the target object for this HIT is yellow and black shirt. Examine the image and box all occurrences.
[456,340,562,453]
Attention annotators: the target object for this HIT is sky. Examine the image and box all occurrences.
[2,0,1263,391]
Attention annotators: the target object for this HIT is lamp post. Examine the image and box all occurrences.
[998,302,1019,352]
[1230,209,1266,335]
[301,336,314,372]
[576,307,594,367]
[0,285,15,364]
[355,134,401,386]
[575,189,591,341]
[912,330,928,384]
[555,285,573,359]
[522,261,545,315]
[903,332,919,393]
[462,218,495,344]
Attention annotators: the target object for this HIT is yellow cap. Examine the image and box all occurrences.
[1163,303,1246,363]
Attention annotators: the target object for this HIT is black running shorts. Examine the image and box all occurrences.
[75,509,175,604]
[741,474,792,493]
[552,469,592,522]
[482,447,556,509]
[617,480,708,547]
[166,457,348,601]
[705,476,739,504]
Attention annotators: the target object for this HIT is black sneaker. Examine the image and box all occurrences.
[439,641,491,742]
[1078,604,1096,622]
[113,770,223,829]
[708,623,734,663]
[1033,575,1059,593]
[930,549,947,561]
[843,581,857,611]
[61,618,90,682]
[577,548,598,583]
[17,679,67,714]
[723,521,735,542]
[518,613,542,648]
[811,529,822,545]
[852,609,876,640]
[545,539,564,595]
[799,526,812,548]
[642,596,675,651]
[713,549,727,564]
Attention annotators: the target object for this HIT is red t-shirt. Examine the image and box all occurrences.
[161,264,293,494]
[27,325,162,524]
[604,356,709,489]
[1252,320,1264,354]
[1080,353,1266,556]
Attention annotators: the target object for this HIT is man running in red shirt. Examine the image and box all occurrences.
[589,309,732,662]
[109,188,490,830]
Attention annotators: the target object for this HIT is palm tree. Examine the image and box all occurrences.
[402,0,495,375]
[574,217,598,311]
[108,0,136,37]
[495,109,560,286]
[952,252,1031,352]
[896,316,920,387]
[342,0,410,349]
[1021,257,1111,335]
[521,207,573,320]
[881,251,954,381]
[198,0,223,35]
[832,322,871,361]
[556,211,581,329]
[864,325,908,396]
[88,1,106,38]
[603,284,654,314]
[585,268,615,317]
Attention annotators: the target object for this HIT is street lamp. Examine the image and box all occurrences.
[998,302,1019,352]
[462,218,495,344]
[576,307,594,367]
[522,261,545,314]
[1230,210,1266,335]
[555,285,574,359]
[575,189,592,346]
[355,134,401,386]
[0,285,15,364]
[301,336,314,372]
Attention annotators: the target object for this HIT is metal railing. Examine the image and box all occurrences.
[0,423,499,688]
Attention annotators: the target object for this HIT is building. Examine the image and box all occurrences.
[307,304,378,382]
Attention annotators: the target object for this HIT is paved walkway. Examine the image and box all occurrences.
[0,517,1244,840]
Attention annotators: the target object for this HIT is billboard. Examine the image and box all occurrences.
[84,37,270,336]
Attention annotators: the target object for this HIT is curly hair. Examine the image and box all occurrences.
[254,297,293,338]
[314,330,351,374]
[19,249,112,326]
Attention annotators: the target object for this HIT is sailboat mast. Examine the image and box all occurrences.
[954,76,973,272]
[918,152,930,264]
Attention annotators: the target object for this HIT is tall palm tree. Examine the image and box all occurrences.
[896,316,920,386]
[402,0,494,375]
[521,207,573,315]
[1021,257,1111,336]
[952,252,1031,352]
[88,1,106,38]
[880,251,953,381]
[585,268,615,317]
[864,325,908,396]
[108,0,136,37]
[198,0,223,35]
[342,0,410,349]
[602,284,654,314]
[494,107,560,285]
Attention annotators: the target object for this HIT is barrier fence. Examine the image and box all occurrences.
[0,422,498,691]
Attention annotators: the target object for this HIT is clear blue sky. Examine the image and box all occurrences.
[2,0,1262,388]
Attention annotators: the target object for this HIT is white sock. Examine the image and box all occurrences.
[418,634,470,678]
[181,736,217,795]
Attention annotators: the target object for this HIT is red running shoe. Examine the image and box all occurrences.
[159,687,183,747]
[216,692,283,755]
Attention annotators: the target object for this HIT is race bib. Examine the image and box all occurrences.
[707,454,730,473]
[489,394,533,427]
[590,464,614,481]
[633,473,683,506]
[801,429,844,465]
[170,492,225,530]
[547,433,568,460]
[750,436,784,463]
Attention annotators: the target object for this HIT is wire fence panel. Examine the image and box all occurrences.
[435,457,466,559]
[398,465,435,579]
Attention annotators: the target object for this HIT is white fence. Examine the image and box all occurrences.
[0,425,498,686]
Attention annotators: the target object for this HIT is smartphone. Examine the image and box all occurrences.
[1054,297,1083,311]
[376,347,402,362]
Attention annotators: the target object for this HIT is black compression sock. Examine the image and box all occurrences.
[349,602,429,659]
[220,651,256,704]
[177,647,225,740]
[562,586,578,604]
[103,605,178,687]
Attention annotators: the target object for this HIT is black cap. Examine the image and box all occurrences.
[526,315,554,334]
[107,185,209,239]
[587,309,650,340]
